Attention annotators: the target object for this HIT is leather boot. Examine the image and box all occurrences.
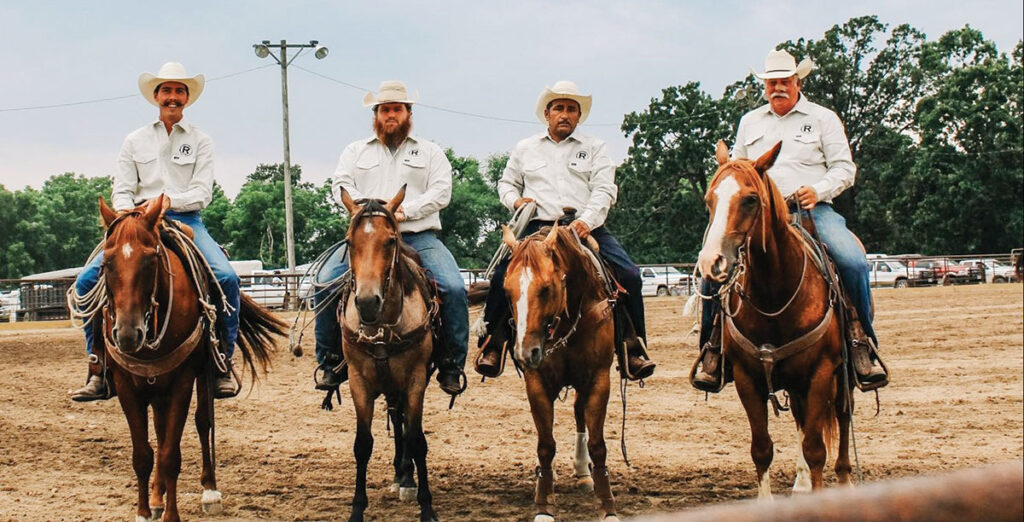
[474,318,508,378]
[848,320,887,386]
[436,358,467,396]
[624,337,656,380]
[315,358,347,390]
[692,321,723,392]
[213,359,239,399]
[70,356,114,402]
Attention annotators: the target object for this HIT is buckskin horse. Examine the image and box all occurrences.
[696,141,852,498]
[94,195,284,521]
[501,222,620,522]
[338,186,440,522]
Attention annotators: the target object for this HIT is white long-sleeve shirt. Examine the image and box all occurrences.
[331,135,452,233]
[498,131,617,230]
[732,95,856,203]
[111,119,214,212]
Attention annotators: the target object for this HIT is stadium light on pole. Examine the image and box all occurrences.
[252,39,329,274]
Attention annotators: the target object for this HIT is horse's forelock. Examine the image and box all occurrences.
[347,199,399,239]
[106,214,157,249]
[510,227,597,288]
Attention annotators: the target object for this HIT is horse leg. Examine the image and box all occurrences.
[349,380,375,522]
[733,366,774,500]
[572,392,593,492]
[195,373,222,513]
[801,366,836,490]
[582,372,617,521]
[524,373,557,522]
[150,401,167,519]
[388,397,416,501]
[835,376,854,486]
[152,379,194,522]
[405,380,438,522]
[118,390,154,522]
[788,394,812,493]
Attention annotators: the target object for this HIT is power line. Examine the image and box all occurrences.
[0,64,276,113]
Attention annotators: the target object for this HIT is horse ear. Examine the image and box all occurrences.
[544,221,559,246]
[715,140,730,166]
[753,141,782,175]
[386,184,407,214]
[340,188,360,215]
[99,197,117,227]
[501,224,519,249]
[141,194,169,229]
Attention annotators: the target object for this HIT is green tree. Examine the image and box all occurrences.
[438,150,507,268]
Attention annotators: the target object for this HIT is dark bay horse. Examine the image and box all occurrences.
[96,195,284,521]
[501,223,620,522]
[696,141,852,498]
[338,186,439,522]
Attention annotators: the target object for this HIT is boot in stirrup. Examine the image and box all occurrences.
[315,356,348,390]
[70,355,114,402]
[691,321,723,392]
[213,356,239,399]
[848,320,888,389]
[474,317,508,378]
[624,337,656,381]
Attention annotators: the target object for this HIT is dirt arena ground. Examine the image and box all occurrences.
[1,284,1021,521]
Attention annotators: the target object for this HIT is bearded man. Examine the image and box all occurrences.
[311,81,467,396]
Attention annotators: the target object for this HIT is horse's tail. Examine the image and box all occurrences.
[467,281,491,306]
[682,293,702,317]
[235,292,287,383]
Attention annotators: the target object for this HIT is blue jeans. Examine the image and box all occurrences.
[483,221,647,342]
[699,203,876,347]
[76,210,240,357]
[313,230,469,369]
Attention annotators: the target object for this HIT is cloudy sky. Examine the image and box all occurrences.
[1,1,1021,198]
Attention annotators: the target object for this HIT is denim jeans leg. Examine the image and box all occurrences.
[172,211,241,358]
[76,253,105,355]
[404,231,469,369]
[313,243,350,365]
[699,278,722,348]
[591,227,647,342]
[811,205,877,343]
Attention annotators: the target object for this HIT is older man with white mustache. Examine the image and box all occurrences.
[691,49,887,392]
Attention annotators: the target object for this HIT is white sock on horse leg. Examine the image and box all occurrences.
[574,431,591,477]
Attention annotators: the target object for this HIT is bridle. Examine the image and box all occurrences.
[342,205,411,344]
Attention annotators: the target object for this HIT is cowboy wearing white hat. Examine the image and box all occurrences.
[311,80,468,396]
[474,80,657,381]
[70,62,242,401]
[691,48,888,392]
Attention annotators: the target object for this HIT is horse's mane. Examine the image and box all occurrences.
[512,226,603,291]
[708,158,791,251]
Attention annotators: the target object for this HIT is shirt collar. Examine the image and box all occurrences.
[366,133,419,146]
[542,129,581,144]
[765,94,810,117]
[151,118,193,133]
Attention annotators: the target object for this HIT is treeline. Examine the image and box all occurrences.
[1,16,1020,278]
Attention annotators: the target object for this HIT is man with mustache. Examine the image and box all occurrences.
[312,81,467,396]
[71,62,241,401]
[474,81,656,381]
[691,49,888,391]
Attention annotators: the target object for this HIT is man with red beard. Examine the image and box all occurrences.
[311,81,467,396]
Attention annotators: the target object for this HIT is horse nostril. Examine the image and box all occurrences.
[135,328,145,346]
[529,346,543,365]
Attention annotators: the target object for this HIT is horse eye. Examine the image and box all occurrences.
[743,194,760,207]
[538,285,550,297]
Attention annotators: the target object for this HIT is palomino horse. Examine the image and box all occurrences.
[95,195,284,521]
[502,223,620,522]
[338,186,440,522]
[696,141,852,498]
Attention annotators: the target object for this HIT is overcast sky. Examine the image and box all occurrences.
[1,1,1021,198]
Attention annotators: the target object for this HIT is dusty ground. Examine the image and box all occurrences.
[0,284,1021,521]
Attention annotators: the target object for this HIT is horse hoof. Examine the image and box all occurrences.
[534,514,555,522]
[400,486,418,502]
[390,482,400,493]
[150,506,164,521]
[201,489,223,514]
[604,516,621,522]
[575,475,594,492]
[136,515,149,522]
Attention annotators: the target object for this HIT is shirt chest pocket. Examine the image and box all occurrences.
[170,142,197,166]
[132,149,159,180]
[522,159,547,185]
[567,155,593,180]
[791,132,822,163]
[399,154,427,188]
[355,154,381,179]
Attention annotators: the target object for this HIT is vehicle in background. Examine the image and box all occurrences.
[867,254,935,288]
[243,270,287,309]
[959,259,1018,283]
[460,270,484,290]
[640,266,691,297]
[0,290,20,321]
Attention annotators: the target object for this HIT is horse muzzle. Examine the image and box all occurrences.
[697,249,737,283]
[515,336,546,369]
[112,320,146,354]
[355,293,383,324]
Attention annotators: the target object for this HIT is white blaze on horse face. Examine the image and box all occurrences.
[121,243,133,260]
[793,429,812,493]
[362,220,375,235]
[697,175,740,278]
[515,267,534,361]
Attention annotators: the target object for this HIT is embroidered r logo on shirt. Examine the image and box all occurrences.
[802,124,812,133]
[576,151,588,160]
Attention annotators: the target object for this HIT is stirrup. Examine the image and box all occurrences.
[689,343,726,393]
[852,340,889,392]
[473,333,508,378]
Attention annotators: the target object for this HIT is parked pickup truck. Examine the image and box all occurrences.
[867,259,932,288]
[959,259,1019,284]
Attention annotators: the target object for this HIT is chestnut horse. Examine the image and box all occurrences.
[695,141,853,499]
[502,223,620,522]
[96,195,284,521]
[338,187,439,522]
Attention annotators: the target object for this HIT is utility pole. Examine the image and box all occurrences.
[252,39,329,273]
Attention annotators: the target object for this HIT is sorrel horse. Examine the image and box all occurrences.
[338,186,439,522]
[696,141,852,498]
[501,223,620,522]
[95,195,284,521]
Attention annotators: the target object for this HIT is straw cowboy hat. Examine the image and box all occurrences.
[751,49,814,80]
[362,80,419,108]
[138,62,205,108]
[535,80,592,124]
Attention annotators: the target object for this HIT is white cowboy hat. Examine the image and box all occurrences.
[751,49,814,80]
[138,62,205,108]
[362,80,419,108]
[535,80,592,124]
